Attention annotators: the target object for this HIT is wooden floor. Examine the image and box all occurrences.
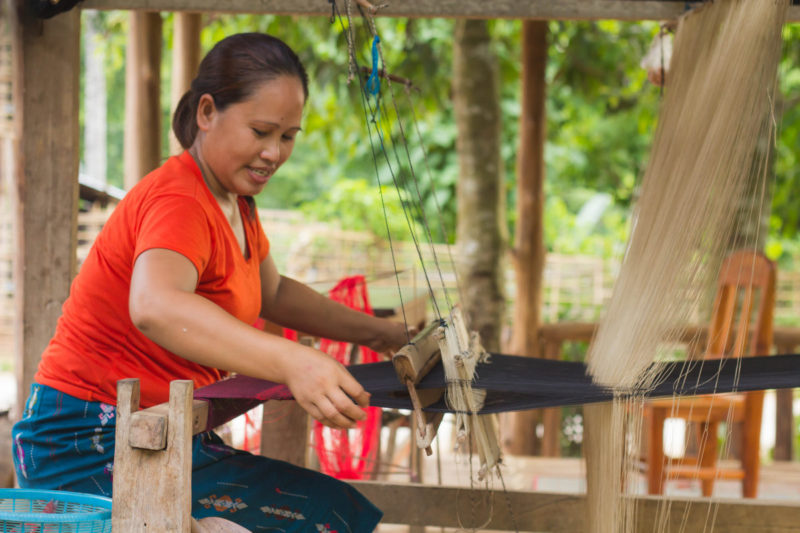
[375,454,800,531]
[399,454,800,499]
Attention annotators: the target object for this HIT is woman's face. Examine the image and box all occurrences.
[195,75,305,198]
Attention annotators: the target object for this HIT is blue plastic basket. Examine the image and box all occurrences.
[0,489,112,533]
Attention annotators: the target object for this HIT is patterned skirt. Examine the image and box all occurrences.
[12,383,382,532]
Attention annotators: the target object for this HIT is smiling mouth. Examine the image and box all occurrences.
[249,167,273,177]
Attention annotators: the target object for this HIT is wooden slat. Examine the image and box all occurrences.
[13,0,80,419]
[349,481,800,532]
[128,398,209,450]
[78,0,800,22]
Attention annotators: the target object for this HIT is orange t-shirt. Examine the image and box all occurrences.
[35,151,271,408]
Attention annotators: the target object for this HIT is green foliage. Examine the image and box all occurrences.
[771,24,800,248]
[299,178,421,240]
[79,13,800,262]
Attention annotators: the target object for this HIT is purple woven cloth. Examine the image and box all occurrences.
[194,376,293,431]
[195,375,292,401]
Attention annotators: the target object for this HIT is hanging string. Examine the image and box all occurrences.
[334,0,446,322]
[403,84,468,310]
[334,0,428,331]
[355,5,456,316]
[375,75,456,314]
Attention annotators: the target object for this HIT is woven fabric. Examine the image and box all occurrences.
[195,353,800,423]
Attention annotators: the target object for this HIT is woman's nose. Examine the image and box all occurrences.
[260,139,280,162]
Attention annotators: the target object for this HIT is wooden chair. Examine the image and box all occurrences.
[645,250,776,498]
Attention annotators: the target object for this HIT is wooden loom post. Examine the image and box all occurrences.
[113,379,196,533]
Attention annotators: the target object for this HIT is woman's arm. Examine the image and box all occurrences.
[129,248,369,429]
[258,255,411,353]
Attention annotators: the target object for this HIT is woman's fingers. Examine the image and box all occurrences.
[328,386,368,422]
[338,370,371,408]
[287,346,372,429]
[311,395,360,429]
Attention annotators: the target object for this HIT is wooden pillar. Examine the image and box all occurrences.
[170,12,201,155]
[774,388,794,461]
[774,340,797,461]
[124,11,162,189]
[12,1,80,419]
[504,20,549,456]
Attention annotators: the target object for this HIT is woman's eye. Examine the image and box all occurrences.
[282,135,295,141]
[252,128,267,137]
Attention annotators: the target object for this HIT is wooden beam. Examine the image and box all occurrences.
[123,11,162,188]
[169,12,201,155]
[349,481,800,532]
[79,0,800,22]
[13,0,80,419]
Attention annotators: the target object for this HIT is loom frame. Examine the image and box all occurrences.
[113,378,800,532]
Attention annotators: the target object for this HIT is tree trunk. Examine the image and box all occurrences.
[502,21,549,457]
[452,20,506,354]
[124,11,162,189]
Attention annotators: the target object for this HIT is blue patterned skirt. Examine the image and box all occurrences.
[12,383,382,532]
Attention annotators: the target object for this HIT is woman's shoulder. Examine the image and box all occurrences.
[121,153,211,211]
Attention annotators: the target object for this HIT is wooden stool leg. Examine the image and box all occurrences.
[647,406,666,495]
[699,421,719,497]
[742,391,764,498]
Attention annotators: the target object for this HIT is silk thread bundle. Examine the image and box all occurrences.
[583,2,788,532]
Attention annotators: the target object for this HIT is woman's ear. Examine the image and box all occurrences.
[195,94,217,133]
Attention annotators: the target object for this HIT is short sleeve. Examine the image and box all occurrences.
[134,195,214,276]
[252,207,271,262]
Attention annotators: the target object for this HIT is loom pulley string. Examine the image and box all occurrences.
[358,9,451,319]
[333,0,452,325]
[328,4,520,531]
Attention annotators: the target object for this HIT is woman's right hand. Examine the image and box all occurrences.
[283,345,370,430]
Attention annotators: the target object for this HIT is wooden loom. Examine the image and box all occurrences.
[391,305,501,477]
[109,304,501,532]
[110,374,800,532]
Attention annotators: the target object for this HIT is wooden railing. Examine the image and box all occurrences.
[537,322,800,460]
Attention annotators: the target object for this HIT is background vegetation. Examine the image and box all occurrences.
[76,10,800,460]
[80,13,800,265]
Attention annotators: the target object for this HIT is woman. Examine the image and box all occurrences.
[12,32,406,532]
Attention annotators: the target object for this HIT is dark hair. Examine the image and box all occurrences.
[172,33,309,150]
